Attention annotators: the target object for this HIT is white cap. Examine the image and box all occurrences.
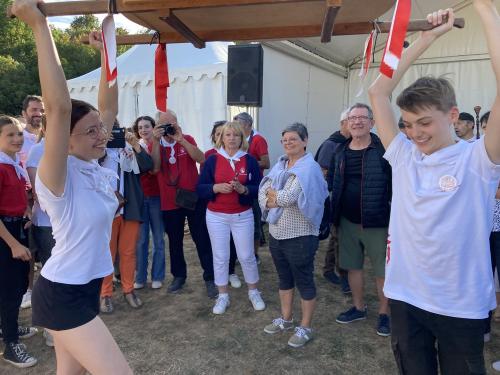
[340,109,350,122]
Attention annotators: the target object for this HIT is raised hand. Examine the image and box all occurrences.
[89,30,104,51]
[422,8,455,39]
[11,0,45,27]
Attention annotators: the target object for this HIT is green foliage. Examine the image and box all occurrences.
[0,1,131,115]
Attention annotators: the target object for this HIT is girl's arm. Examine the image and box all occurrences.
[12,0,72,197]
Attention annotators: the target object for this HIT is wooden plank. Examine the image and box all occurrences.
[79,18,465,45]
[320,0,341,43]
[6,0,174,17]
[121,0,317,9]
[160,11,205,48]
[6,0,318,17]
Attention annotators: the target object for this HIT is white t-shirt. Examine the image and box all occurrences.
[36,155,118,284]
[26,140,51,227]
[384,133,500,319]
[18,130,37,167]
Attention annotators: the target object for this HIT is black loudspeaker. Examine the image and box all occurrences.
[227,44,263,107]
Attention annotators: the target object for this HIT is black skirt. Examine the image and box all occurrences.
[32,275,103,331]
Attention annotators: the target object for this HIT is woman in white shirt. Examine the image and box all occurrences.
[12,1,132,373]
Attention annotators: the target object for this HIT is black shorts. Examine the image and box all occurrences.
[32,275,103,331]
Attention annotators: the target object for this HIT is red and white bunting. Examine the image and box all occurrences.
[155,43,169,112]
[380,0,411,78]
[101,15,117,87]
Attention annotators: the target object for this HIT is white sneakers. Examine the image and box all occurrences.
[248,290,265,311]
[20,290,32,309]
[135,281,163,289]
[151,281,163,289]
[229,274,241,288]
[43,329,54,347]
[212,290,265,314]
[213,294,230,315]
[133,282,145,290]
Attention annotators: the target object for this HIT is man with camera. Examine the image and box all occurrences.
[151,110,217,298]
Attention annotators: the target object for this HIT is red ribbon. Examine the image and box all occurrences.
[361,29,376,79]
[101,15,117,85]
[155,43,169,112]
[380,0,411,78]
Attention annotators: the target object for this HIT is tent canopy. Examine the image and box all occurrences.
[68,41,230,86]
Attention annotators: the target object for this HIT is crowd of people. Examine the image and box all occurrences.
[1,0,500,374]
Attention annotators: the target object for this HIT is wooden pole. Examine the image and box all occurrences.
[78,18,465,46]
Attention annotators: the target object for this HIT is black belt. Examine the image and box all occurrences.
[0,216,23,223]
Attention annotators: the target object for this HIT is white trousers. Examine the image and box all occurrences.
[206,208,259,287]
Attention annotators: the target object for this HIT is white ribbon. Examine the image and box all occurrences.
[217,148,246,171]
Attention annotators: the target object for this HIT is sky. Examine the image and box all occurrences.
[49,14,145,33]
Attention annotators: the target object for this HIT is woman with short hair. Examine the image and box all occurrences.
[203,120,241,289]
[259,123,328,348]
[197,121,264,314]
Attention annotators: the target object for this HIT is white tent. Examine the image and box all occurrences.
[67,42,230,151]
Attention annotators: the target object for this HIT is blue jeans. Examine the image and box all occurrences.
[135,196,165,284]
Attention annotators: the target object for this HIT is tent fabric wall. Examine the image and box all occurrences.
[258,46,346,165]
[347,3,496,121]
[67,44,228,152]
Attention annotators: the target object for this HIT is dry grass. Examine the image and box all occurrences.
[2,233,500,374]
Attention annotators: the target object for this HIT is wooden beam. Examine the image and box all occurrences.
[320,0,341,43]
[160,11,205,49]
[79,18,465,46]
[6,0,318,18]
[121,0,318,10]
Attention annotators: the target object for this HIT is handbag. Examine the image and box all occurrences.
[318,196,331,241]
[115,191,127,212]
[175,188,198,211]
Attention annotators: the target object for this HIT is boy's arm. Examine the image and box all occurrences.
[475,0,500,164]
[368,9,456,149]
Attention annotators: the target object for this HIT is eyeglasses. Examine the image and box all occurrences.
[348,116,372,122]
[73,124,108,139]
[281,137,301,144]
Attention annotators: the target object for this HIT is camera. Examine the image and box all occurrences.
[107,126,126,149]
[159,123,176,136]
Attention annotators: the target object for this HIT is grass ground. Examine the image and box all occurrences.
[2,233,500,374]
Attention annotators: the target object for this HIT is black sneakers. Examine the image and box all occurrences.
[167,277,186,293]
[0,326,38,340]
[3,342,37,368]
[205,280,218,299]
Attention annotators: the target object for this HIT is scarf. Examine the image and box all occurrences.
[0,151,29,181]
[216,148,246,171]
[69,155,118,196]
[120,143,140,174]
[260,153,328,229]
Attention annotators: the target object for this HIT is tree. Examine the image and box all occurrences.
[0,1,131,115]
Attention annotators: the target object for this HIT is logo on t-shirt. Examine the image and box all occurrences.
[239,167,247,175]
[439,175,458,192]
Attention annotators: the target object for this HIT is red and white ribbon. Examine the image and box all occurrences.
[356,28,378,97]
[380,0,411,78]
[155,43,169,112]
[101,14,117,87]
[359,29,377,80]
